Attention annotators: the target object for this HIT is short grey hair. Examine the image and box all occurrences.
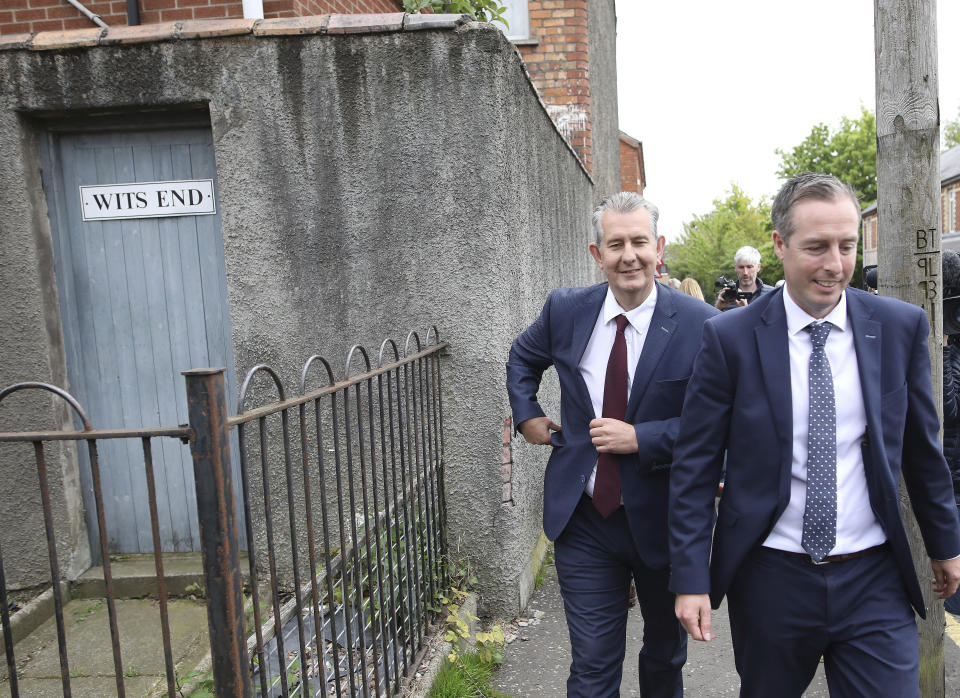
[592,192,660,245]
[772,172,860,244]
[734,245,761,266]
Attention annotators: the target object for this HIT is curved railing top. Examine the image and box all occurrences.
[228,329,447,427]
[0,380,92,432]
[237,363,286,416]
[0,381,191,442]
[300,354,336,395]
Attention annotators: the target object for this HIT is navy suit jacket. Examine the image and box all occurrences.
[507,282,718,570]
[669,287,960,616]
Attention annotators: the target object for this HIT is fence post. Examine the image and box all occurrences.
[183,368,252,698]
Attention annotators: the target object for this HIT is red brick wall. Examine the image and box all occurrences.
[862,213,877,252]
[1,0,400,34]
[517,0,592,174]
[619,135,644,194]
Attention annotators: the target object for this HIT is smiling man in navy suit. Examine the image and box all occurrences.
[670,172,960,697]
[507,192,718,697]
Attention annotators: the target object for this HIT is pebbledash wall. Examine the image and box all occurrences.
[0,14,609,616]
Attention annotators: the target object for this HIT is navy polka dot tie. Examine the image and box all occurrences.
[803,322,837,562]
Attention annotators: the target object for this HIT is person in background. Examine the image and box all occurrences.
[679,278,705,301]
[714,245,777,310]
[942,250,960,616]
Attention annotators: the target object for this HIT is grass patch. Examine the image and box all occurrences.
[428,651,515,698]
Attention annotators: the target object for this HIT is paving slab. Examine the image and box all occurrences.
[0,597,210,697]
[492,562,960,697]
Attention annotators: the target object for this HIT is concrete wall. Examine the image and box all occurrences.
[588,0,621,202]
[0,17,596,615]
[0,112,93,594]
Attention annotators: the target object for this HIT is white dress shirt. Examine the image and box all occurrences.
[578,284,658,497]
[763,287,887,554]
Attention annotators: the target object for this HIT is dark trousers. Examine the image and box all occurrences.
[554,495,686,698]
[727,546,919,698]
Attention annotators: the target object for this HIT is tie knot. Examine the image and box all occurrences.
[806,321,832,349]
[615,314,629,333]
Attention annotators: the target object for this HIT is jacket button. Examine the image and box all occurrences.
[579,475,586,483]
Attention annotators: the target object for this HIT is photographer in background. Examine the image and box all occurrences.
[942,250,960,615]
[714,245,777,311]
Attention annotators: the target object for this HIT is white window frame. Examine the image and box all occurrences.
[950,188,957,233]
[496,0,531,42]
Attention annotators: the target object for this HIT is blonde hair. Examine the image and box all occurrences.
[679,278,704,301]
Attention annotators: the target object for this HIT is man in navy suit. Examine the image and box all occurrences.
[507,192,717,697]
[669,172,960,697]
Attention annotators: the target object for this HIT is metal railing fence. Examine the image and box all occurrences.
[0,328,447,698]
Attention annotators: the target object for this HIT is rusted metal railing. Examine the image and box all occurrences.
[233,329,447,697]
[0,383,186,698]
[0,327,447,697]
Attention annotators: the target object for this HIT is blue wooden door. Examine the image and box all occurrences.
[41,126,242,555]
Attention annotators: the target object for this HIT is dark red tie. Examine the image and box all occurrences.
[594,314,629,517]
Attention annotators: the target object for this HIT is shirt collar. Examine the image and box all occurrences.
[603,283,658,331]
[782,284,848,336]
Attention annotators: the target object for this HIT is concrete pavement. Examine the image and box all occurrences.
[492,562,960,697]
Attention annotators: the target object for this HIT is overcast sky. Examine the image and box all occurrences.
[615,1,960,244]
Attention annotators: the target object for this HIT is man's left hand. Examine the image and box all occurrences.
[931,557,960,598]
[589,418,638,454]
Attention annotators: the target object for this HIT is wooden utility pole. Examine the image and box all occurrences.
[874,1,944,695]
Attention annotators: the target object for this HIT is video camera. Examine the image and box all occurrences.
[715,275,752,303]
[863,263,960,335]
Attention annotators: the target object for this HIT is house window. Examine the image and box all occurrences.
[951,189,957,233]
[496,0,530,42]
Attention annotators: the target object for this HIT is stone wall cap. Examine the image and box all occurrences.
[1,13,484,51]
[29,27,104,50]
[0,32,33,50]
[252,15,330,36]
[99,22,179,46]
[177,18,257,39]
[403,13,472,31]
[327,12,404,34]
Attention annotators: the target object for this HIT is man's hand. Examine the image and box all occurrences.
[589,418,638,454]
[931,558,960,598]
[675,594,714,641]
[734,298,748,307]
[518,416,561,445]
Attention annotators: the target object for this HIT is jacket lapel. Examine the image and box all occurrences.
[625,288,678,419]
[846,291,883,470]
[754,291,794,506]
[570,284,607,416]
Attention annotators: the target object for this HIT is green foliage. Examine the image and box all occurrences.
[666,185,777,299]
[945,106,960,150]
[402,0,507,26]
[162,666,216,697]
[183,581,205,598]
[72,599,104,623]
[776,105,877,206]
[428,651,515,698]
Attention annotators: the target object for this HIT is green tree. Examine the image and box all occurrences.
[665,185,779,300]
[945,106,960,150]
[776,105,877,206]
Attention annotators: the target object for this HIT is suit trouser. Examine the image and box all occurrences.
[554,494,686,698]
[727,545,919,698]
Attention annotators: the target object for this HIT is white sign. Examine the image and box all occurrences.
[80,179,216,221]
